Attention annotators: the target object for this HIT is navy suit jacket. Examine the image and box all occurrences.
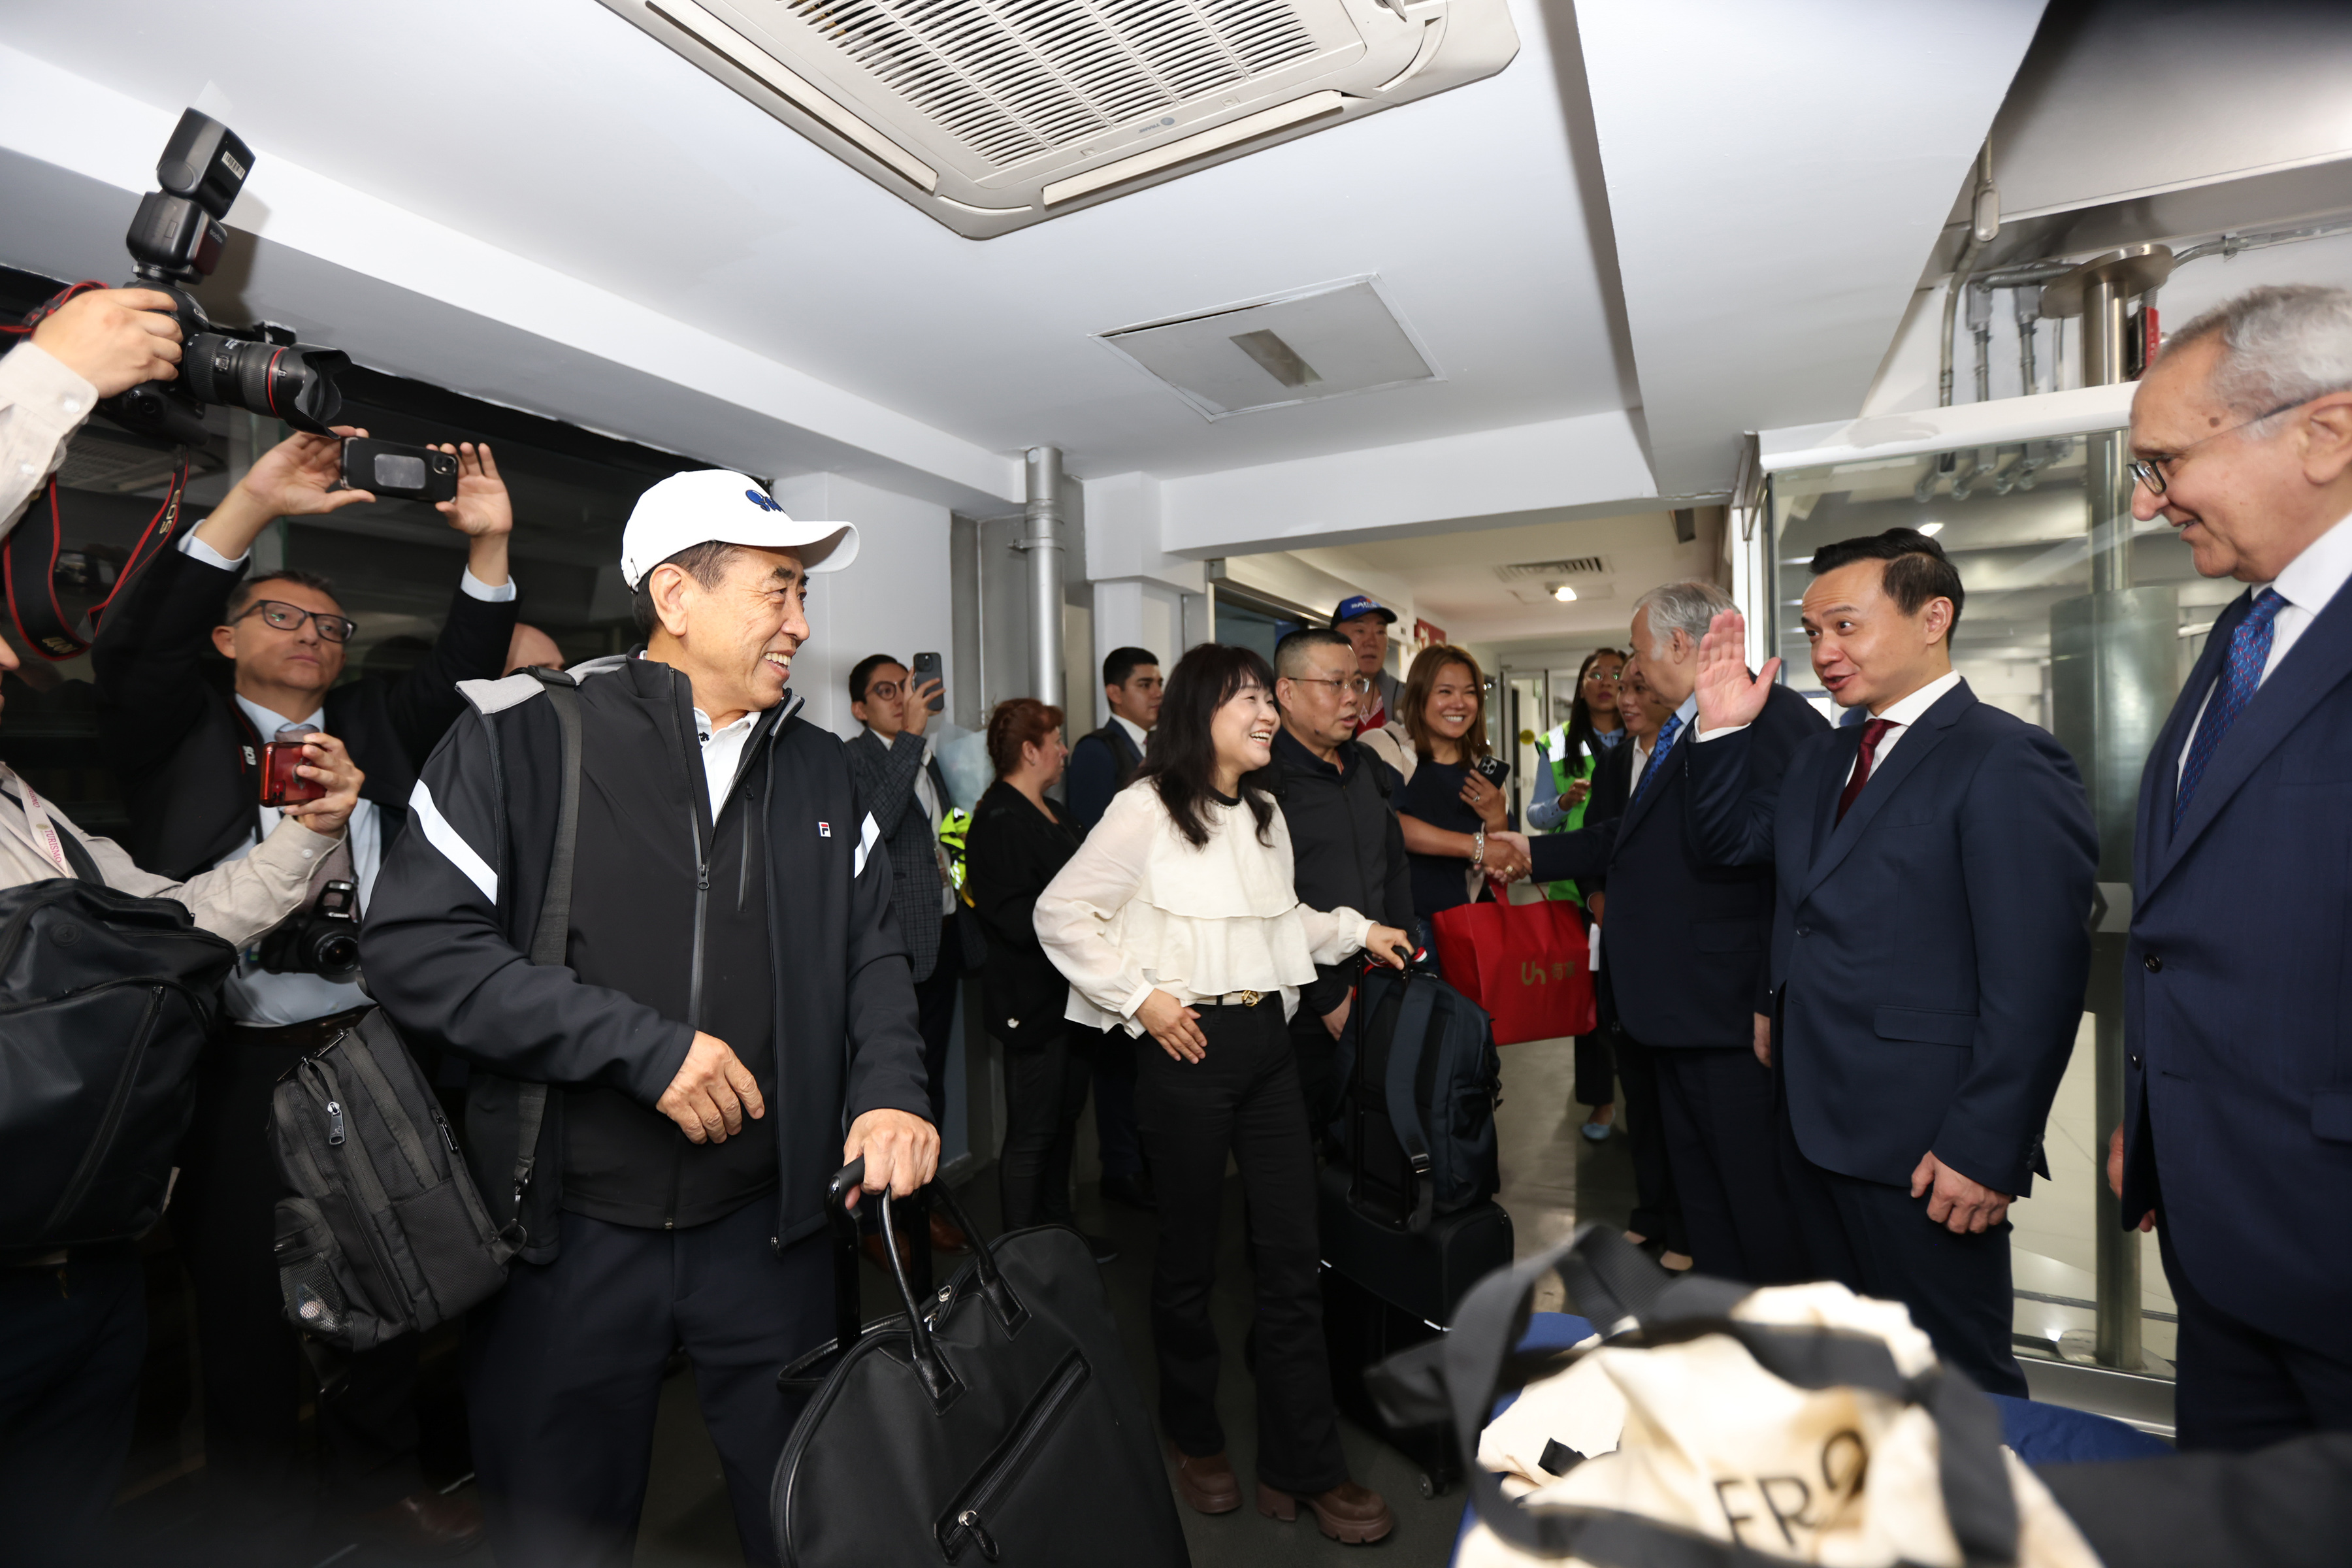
[2121,584,2352,1353]
[1527,683,1826,1049]
[1066,719,1144,832]
[1686,679,2097,1196]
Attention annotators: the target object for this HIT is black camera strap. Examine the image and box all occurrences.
[508,673,583,1218]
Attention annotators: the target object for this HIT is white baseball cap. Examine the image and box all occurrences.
[618,470,860,589]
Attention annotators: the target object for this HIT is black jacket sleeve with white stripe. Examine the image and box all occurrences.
[361,666,931,1256]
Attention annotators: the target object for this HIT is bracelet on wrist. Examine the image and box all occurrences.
[1471,825,1486,869]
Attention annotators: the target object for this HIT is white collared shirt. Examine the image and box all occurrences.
[695,707,760,820]
[1840,668,1962,786]
[2176,508,2352,777]
[1111,713,1150,755]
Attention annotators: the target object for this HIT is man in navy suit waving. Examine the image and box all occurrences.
[1684,531,2097,1396]
[2113,285,2352,1450]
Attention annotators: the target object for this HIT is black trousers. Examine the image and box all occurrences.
[1775,1100,2026,1397]
[466,1200,830,1568]
[913,956,961,1129]
[172,1028,422,1529]
[1094,1026,1145,1181]
[1286,1005,1348,1151]
[1607,1021,1686,1255]
[1572,1031,1616,1110]
[1137,1004,1347,1494]
[2159,1223,2352,1452]
[0,1242,145,1565]
[1650,1044,1804,1285]
[1000,1026,1093,1229]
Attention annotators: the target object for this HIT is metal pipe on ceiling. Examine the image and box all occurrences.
[1937,142,2000,410]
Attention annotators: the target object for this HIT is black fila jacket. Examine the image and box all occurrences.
[359,653,930,1261]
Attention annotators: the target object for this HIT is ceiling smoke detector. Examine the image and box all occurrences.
[595,0,1518,238]
[1098,276,1440,419]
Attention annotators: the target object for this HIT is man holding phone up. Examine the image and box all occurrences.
[845,651,970,1254]
[90,425,517,1558]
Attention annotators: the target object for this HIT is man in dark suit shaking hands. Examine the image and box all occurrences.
[2112,285,2352,1450]
[1684,531,2097,1396]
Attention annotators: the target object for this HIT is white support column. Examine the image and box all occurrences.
[1081,471,1206,714]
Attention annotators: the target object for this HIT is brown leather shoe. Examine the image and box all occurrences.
[1169,1446,1241,1515]
[362,1489,487,1560]
[929,1212,973,1255]
[860,1230,913,1274]
[1257,1480,1394,1544]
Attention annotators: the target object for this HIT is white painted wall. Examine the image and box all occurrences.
[770,472,955,740]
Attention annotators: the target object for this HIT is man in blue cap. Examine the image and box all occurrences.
[1331,595,1405,736]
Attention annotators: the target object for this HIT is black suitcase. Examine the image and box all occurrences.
[1317,1162,1512,1497]
[770,1162,1189,1567]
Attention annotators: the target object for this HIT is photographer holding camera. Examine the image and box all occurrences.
[88,427,517,1558]
[1,621,361,1561]
[0,286,187,538]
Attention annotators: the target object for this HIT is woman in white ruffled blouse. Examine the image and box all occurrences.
[1035,644,1409,1543]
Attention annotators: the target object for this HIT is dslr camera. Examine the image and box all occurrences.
[99,110,349,447]
[255,879,362,985]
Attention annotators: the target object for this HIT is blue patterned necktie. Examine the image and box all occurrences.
[2174,588,2285,829]
[1631,713,1684,805]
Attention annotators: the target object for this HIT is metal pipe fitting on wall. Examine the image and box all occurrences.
[1022,445,1066,714]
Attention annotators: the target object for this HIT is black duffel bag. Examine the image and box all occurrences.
[0,849,236,1252]
[770,1162,1189,1568]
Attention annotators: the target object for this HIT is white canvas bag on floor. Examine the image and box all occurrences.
[1369,1226,2102,1568]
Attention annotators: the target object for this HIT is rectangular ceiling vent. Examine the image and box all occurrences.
[1494,557,1609,582]
[595,0,1518,238]
[1096,275,1439,419]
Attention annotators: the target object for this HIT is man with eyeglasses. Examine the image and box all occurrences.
[2111,284,2352,1452]
[90,425,517,1559]
[1269,628,1413,1145]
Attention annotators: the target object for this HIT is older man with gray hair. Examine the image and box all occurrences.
[2115,284,2352,1450]
[1527,580,1826,1282]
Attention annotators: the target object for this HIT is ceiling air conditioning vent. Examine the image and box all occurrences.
[1097,274,1439,418]
[596,0,1518,238]
[1494,557,1609,582]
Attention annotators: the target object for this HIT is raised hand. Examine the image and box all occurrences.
[193,426,377,559]
[434,442,512,539]
[1693,608,1780,733]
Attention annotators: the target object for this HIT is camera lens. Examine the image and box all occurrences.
[374,454,427,490]
[308,928,362,984]
[181,334,351,435]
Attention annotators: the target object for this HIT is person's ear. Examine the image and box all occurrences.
[210,623,238,660]
[1922,596,1955,648]
[648,563,694,639]
[851,700,868,725]
[2300,394,2352,484]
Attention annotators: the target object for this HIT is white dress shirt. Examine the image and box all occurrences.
[1111,713,1150,755]
[2176,508,2352,777]
[694,707,760,819]
[1838,669,1963,786]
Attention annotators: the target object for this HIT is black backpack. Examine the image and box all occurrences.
[267,676,580,1349]
[0,825,237,1254]
[1338,960,1501,1232]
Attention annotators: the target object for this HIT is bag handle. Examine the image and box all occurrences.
[508,674,582,1221]
[1369,1224,2021,1568]
[875,1185,964,1413]
[1383,973,1440,1233]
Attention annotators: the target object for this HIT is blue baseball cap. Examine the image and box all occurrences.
[1330,594,1397,627]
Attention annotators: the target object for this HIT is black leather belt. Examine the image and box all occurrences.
[227,1005,372,1049]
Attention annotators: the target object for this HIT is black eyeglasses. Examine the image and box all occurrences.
[237,600,357,643]
[2130,398,2304,495]
[1290,676,1376,696]
[863,679,906,701]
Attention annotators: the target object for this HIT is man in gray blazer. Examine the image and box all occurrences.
[846,653,968,1254]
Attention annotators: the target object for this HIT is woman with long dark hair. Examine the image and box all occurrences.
[1528,647,1627,1139]
[965,698,1115,1260]
[1035,644,1409,1544]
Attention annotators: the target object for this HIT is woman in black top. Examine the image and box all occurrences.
[1392,644,1531,926]
[966,698,1109,1255]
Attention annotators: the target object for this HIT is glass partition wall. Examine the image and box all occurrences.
[1769,426,2221,1386]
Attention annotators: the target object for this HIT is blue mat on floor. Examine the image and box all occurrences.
[1451,1313,2166,1560]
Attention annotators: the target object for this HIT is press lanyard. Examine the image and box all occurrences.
[5,767,75,877]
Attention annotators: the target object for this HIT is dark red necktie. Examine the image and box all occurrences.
[1835,718,1897,824]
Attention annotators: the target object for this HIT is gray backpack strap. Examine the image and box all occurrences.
[509,675,583,1213]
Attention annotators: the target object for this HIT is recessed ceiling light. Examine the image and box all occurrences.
[1916,521,1945,536]
[1550,583,1578,603]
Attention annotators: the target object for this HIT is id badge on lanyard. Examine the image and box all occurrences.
[9,770,76,877]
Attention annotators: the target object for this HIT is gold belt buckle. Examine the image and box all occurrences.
[1236,989,1261,1007]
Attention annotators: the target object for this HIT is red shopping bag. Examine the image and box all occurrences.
[1428,896,1595,1046]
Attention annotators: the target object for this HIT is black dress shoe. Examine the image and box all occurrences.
[1082,1233,1120,1264]
[363,1489,486,1560]
[1100,1173,1157,1211]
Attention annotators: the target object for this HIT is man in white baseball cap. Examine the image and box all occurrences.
[363,469,935,1566]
